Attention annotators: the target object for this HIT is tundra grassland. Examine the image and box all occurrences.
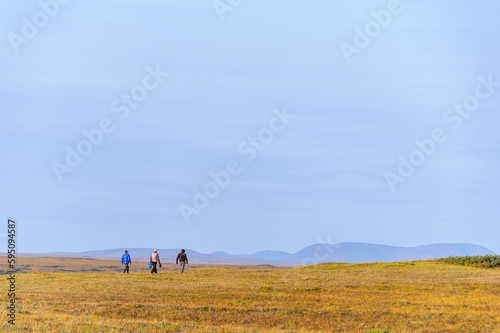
[1,257,500,332]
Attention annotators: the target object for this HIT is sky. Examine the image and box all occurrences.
[1,0,499,255]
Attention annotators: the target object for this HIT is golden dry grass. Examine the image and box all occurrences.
[1,258,500,332]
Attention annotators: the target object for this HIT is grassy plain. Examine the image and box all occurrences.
[1,257,500,332]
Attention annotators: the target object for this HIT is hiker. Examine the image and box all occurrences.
[150,249,161,274]
[176,249,188,273]
[121,250,131,273]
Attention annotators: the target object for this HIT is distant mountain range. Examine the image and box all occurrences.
[39,242,497,266]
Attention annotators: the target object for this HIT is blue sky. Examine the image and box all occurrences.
[1,0,499,255]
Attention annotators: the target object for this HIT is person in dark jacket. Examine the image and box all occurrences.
[150,249,161,274]
[121,250,131,273]
[176,249,188,273]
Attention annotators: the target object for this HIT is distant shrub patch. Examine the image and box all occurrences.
[440,255,500,268]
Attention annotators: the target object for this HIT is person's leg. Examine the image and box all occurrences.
[151,262,155,274]
[126,264,129,273]
[180,261,185,273]
[153,262,158,273]
[123,265,126,273]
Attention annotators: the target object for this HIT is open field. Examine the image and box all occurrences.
[1,257,500,332]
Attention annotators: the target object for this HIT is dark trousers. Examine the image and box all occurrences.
[123,263,129,273]
[151,262,157,274]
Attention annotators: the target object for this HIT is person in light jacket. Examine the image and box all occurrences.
[121,250,131,273]
[150,249,161,274]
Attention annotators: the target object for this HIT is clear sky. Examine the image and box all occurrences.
[1,0,499,255]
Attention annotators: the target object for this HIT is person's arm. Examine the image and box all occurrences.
[185,254,188,265]
[176,253,179,264]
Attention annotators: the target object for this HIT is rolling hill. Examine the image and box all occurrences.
[282,242,496,265]
[30,242,497,266]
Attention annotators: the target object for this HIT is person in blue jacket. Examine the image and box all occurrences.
[121,250,131,273]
